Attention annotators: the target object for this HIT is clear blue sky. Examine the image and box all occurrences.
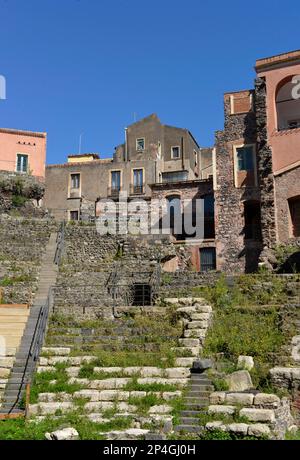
[0,0,300,164]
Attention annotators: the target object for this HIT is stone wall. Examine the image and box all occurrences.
[254,77,277,248]
[0,169,45,217]
[274,165,300,242]
[0,216,57,304]
[214,91,261,273]
[52,224,189,318]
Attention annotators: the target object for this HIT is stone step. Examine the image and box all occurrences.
[188,391,211,398]
[190,385,214,391]
[180,417,201,425]
[174,425,203,433]
[184,397,209,403]
[184,403,208,410]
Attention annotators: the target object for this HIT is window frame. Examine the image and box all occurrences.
[171,145,181,160]
[16,153,29,173]
[233,143,257,187]
[69,210,79,221]
[136,138,145,151]
[109,169,122,192]
[68,172,81,198]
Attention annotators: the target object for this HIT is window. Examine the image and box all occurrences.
[16,154,28,173]
[132,169,144,194]
[234,145,257,188]
[200,248,216,272]
[194,150,198,166]
[136,138,145,151]
[289,197,300,237]
[158,142,162,159]
[236,146,254,171]
[276,77,300,131]
[111,171,121,191]
[244,201,262,240]
[70,210,79,221]
[70,173,80,189]
[162,171,188,183]
[171,146,180,159]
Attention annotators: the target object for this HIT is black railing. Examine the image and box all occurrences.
[8,288,53,414]
[54,220,65,265]
[107,187,121,198]
[130,184,145,195]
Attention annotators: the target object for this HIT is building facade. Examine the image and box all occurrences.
[214,50,300,272]
[45,113,207,220]
[44,50,300,274]
[0,128,47,180]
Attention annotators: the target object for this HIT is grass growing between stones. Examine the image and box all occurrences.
[29,364,84,404]
[0,413,133,440]
[124,378,178,392]
[196,275,293,394]
[74,349,177,369]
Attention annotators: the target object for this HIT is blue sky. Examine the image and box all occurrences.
[0,0,300,164]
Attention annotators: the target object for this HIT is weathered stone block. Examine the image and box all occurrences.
[164,368,190,379]
[225,393,254,406]
[209,392,226,404]
[237,356,254,371]
[225,370,253,391]
[253,393,280,407]
[45,427,79,440]
[175,357,194,367]
[239,408,275,423]
[227,423,249,435]
[247,423,271,437]
[42,347,71,356]
[187,321,208,329]
[148,405,172,414]
[178,338,200,347]
[208,405,236,415]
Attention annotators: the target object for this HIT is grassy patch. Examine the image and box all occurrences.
[29,365,83,404]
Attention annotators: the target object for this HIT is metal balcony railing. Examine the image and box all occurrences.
[107,186,121,198]
[130,184,145,195]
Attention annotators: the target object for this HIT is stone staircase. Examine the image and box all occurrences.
[0,232,59,414]
[0,305,30,406]
[175,372,213,434]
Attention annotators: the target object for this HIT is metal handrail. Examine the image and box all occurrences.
[8,288,52,414]
[54,220,65,265]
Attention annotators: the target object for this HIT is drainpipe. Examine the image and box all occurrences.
[125,128,128,162]
[181,136,184,171]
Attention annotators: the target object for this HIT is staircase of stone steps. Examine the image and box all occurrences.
[0,232,59,415]
[175,372,213,434]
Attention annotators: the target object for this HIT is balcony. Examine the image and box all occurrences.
[130,184,145,195]
[107,186,121,198]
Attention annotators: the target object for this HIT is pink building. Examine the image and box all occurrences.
[256,51,300,242]
[0,128,47,180]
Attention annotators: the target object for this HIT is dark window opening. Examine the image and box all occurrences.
[289,197,300,237]
[244,201,262,240]
[200,247,216,272]
[132,283,152,306]
[70,210,79,221]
